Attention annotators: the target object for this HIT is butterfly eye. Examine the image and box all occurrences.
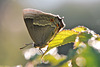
[50,18,54,22]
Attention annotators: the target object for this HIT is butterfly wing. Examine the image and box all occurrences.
[23,9,65,48]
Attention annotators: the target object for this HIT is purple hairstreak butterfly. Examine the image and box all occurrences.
[22,8,65,50]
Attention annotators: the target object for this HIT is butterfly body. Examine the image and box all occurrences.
[23,9,65,48]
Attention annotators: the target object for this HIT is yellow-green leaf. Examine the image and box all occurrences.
[48,30,78,50]
[72,26,87,32]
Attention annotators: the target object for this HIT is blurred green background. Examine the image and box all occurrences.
[0,0,100,66]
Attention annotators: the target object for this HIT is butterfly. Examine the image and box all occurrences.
[22,8,65,50]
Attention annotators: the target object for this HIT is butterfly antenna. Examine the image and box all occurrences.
[20,43,33,49]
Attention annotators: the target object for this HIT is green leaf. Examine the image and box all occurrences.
[78,32,92,43]
[80,46,100,67]
[74,32,92,48]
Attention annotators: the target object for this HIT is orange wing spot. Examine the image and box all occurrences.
[50,18,54,22]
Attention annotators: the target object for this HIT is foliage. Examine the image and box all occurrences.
[24,26,100,67]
